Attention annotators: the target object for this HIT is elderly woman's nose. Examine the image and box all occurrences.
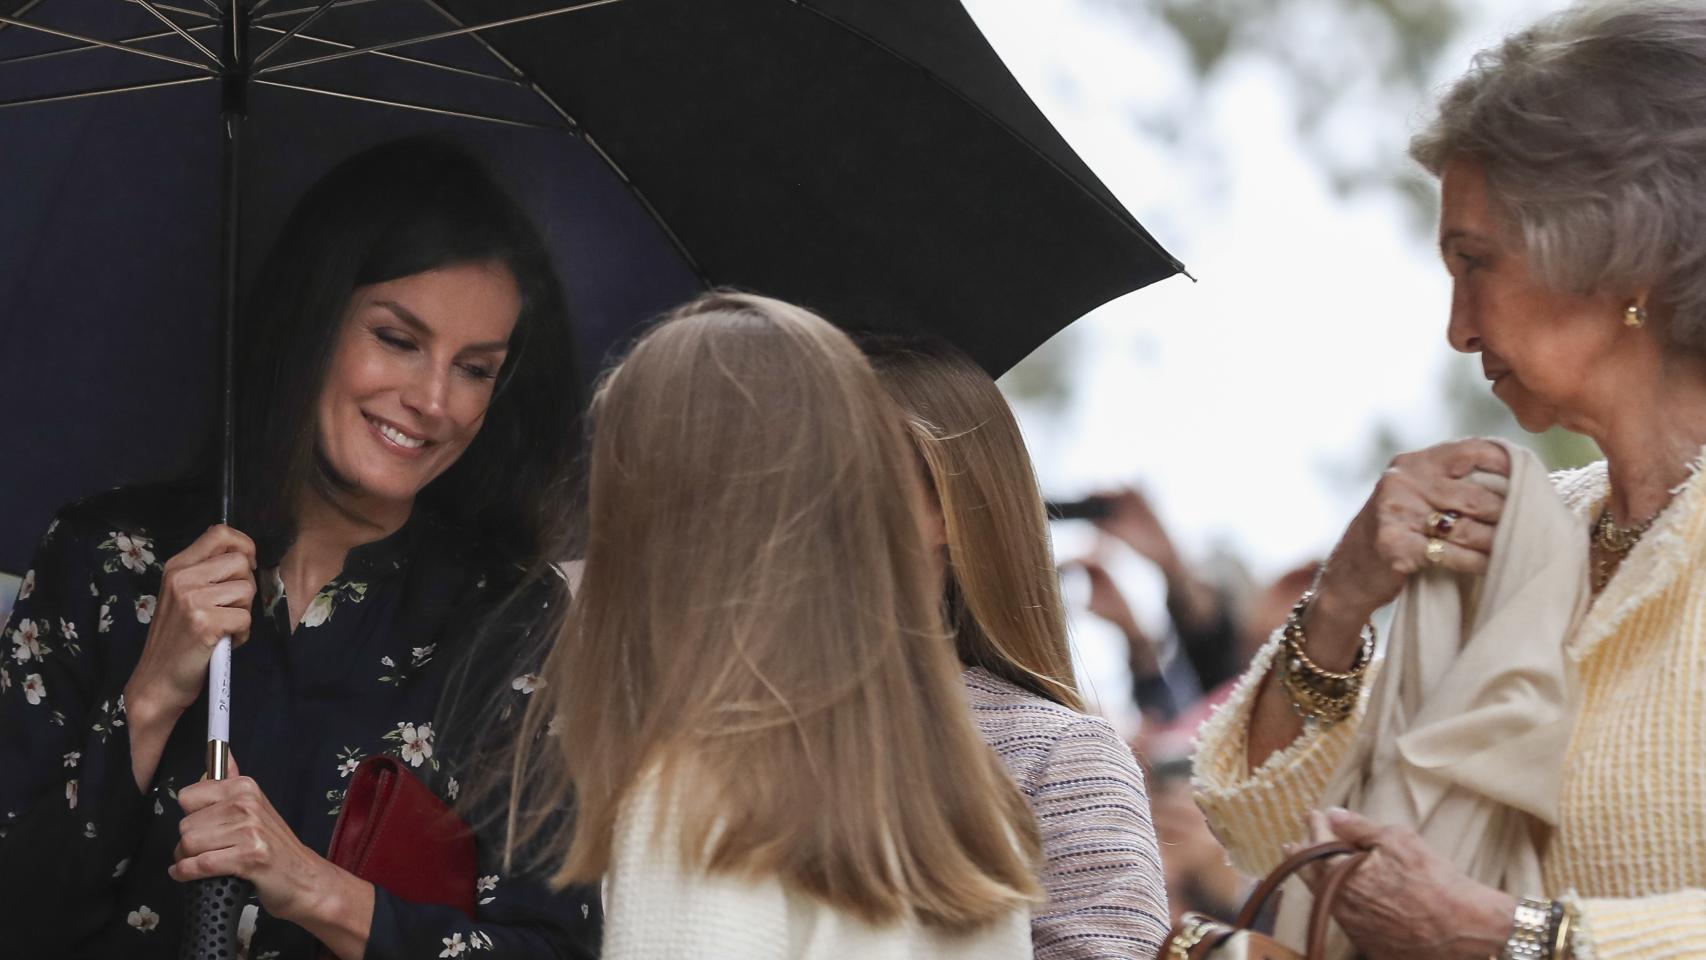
[1446,295,1481,354]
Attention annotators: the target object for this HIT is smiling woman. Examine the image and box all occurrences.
[236,139,578,574]
[316,264,521,518]
[0,139,596,960]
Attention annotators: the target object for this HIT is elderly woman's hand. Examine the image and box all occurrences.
[1298,808,1514,960]
[172,756,375,957]
[1305,439,1510,666]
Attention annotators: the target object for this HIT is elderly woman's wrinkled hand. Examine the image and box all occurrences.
[1297,808,1515,960]
[1308,440,1509,658]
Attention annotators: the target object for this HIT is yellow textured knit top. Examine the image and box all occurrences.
[1193,458,1706,960]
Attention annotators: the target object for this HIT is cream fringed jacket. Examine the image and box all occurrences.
[1193,459,1706,960]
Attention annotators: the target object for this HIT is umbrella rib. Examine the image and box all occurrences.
[0,73,210,108]
[253,0,629,76]
[789,1,1187,279]
[255,0,386,22]
[250,24,522,84]
[0,20,218,67]
[0,0,45,38]
[415,0,710,285]
[0,15,216,71]
[122,0,216,20]
[253,78,569,129]
[249,25,521,86]
[251,0,338,67]
[578,132,709,282]
[130,0,221,63]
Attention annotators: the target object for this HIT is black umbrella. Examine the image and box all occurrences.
[0,1,1181,952]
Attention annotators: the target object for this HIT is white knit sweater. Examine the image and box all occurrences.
[600,774,1033,960]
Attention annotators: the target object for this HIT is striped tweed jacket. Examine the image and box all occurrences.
[963,667,1170,959]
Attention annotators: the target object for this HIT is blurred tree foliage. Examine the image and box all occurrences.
[1004,0,1469,410]
[1001,0,1603,474]
[1000,332,1077,414]
[1112,0,1464,222]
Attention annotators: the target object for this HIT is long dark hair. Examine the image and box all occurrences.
[233,137,579,567]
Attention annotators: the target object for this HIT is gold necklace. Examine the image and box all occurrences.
[1592,506,1658,590]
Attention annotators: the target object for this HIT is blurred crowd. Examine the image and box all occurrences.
[1055,490,1319,928]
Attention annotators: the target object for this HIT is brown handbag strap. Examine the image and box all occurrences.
[1234,841,1360,929]
[1305,849,1369,960]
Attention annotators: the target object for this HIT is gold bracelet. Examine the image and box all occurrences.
[1280,656,1358,723]
[1552,900,1574,960]
[1277,591,1374,724]
[1282,591,1375,682]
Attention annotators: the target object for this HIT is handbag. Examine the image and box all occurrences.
[315,755,478,956]
[1158,841,1368,960]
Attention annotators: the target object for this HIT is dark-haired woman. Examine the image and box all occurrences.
[0,139,597,959]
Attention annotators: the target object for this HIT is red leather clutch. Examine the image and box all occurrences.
[325,755,477,918]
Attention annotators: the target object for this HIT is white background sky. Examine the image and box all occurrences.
[961,0,1556,723]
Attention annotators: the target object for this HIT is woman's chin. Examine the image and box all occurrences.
[1489,385,1558,434]
[359,475,430,507]
[323,465,427,513]
[1507,405,1559,435]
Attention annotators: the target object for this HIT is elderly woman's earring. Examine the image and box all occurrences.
[1624,303,1648,328]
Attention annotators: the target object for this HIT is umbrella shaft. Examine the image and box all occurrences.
[217,0,246,525]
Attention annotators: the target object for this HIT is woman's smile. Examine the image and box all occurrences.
[362,412,431,456]
[315,262,519,506]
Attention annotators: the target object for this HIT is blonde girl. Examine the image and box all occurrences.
[866,335,1170,958]
[519,294,1041,959]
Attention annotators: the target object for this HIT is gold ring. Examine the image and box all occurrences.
[1426,510,1460,538]
[1425,537,1447,565]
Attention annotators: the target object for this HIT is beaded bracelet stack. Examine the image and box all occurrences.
[1278,590,1375,725]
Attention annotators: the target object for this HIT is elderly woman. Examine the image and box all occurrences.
[1192,3,1706,959]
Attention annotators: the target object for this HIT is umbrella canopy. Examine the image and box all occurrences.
[0,0,1182,574]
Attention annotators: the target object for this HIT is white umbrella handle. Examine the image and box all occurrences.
[205,636,232,780]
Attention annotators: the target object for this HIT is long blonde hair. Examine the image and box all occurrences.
[864,336,1083,711]
[517,293,1040,930]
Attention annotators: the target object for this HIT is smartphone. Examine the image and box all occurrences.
[1044,496,1113,521]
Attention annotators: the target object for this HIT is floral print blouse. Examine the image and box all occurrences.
[0,486,598,959]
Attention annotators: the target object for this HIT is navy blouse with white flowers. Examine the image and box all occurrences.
[0,486,598,959]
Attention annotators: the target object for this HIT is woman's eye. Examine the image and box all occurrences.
[1456,252,1483,274]
[458,362,497,382]
[375,329,416,351]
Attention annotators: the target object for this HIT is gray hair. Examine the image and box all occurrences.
[1411,0,1706,350]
